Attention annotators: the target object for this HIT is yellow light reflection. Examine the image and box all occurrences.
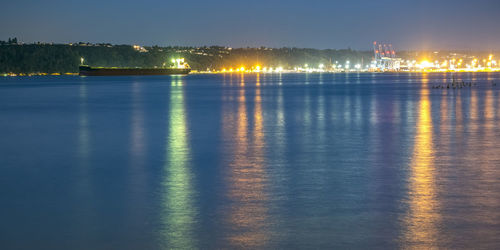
[240,73,245,87]
[162,76,197,248]
[224,76,269,248]
[402,83,440,248]
[470,89,478,123]
[484,89,494,121]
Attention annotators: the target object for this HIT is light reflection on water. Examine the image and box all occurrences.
[78,84,90,162]
[222,73,270,248]
[130,82,146,161]
[1,73,500,249]
[402,83,440,248]
[161,76,197,248]
[72,82,95,242]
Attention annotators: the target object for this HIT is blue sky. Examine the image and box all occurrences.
[1,0,499,50]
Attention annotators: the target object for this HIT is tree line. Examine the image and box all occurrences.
[0,42,374,73]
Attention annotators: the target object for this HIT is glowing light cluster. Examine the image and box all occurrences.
[171,58,190,69]
[206,54,500,74]
[398,54,500,72]
[219,65,284,73]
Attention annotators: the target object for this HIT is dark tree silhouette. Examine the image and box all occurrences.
[0,43,373,74]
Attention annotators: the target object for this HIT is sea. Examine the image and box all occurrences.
[0,72,499,249]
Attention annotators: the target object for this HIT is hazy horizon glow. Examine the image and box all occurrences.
[1,0,500,50]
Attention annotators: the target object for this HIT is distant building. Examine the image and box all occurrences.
[132,45,148,53]
[373,41,401,71]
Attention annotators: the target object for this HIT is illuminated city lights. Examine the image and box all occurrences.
[206,51,499,74]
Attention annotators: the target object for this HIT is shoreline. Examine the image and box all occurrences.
[2,70,500,77]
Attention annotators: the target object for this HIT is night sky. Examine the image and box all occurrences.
[1,0,499,50]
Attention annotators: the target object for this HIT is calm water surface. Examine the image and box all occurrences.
[1,73,500,249]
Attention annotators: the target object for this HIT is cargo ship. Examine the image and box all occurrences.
[79,58,191,76]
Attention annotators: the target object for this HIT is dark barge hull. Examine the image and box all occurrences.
[79,66,191,76]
